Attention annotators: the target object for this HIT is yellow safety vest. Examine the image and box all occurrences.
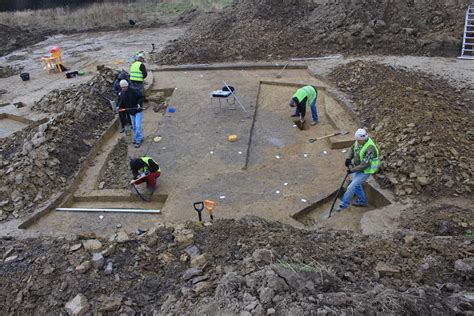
[130,61,144,82]
[354,138,380,174]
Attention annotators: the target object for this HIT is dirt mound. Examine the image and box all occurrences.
[328,61,473,198]
[155,0,469,64]
[1,216,473,314]
[0,67,116,221]
[401,204,473,236]
[0,23,45,57]
[98,138,130,190]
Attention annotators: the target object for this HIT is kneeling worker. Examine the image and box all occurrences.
[336,128,380,212]
[130,157,161,194]
[288,85,319,126]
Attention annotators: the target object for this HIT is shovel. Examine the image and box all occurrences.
[193,201,204,221]
[309,131,348,143]
[89,83,116,111]
[321,169,350,220]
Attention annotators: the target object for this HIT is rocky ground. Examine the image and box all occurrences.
[1,216,473,315]
[328,60,474,198]
[400,203,473,236]
[98,137,130,190]
[0,66,117,221]
[156,0,469,64]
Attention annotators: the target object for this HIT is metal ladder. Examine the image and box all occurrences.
[460,4,474,59]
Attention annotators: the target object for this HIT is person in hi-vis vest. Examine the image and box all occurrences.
[130,157,161,194]
[129,52,147,95]
[336,129,380,212]
[288,85,319,126]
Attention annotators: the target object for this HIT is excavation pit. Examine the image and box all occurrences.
[26,193,167,237]
[291,182,392,232]
[19,65,398,236]
[0,113,46,138]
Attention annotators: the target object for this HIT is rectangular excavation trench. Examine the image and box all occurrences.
[21,88,174,238]
[0,113,47,138]
[27,194,167,237]
[291,182,392,232]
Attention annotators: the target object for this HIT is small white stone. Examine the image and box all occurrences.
[341,149,347,153]
[293,125,297,128]
[162,147,166,150]
[323,151,328,154]
[301,199,307,203]
[303,154,308,158]
[210,151,214,155]
[99,215,104,220]
[275,190,280,194]
[284,183,288,186]
[219,196,225,199]
[238,151,242,155]
[275,155,280,159]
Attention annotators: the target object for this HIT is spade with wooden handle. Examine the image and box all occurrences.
[309,131,348,143]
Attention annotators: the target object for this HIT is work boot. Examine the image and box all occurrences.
[335,205,347,212]
[311,120,318,126]
[351,201,368,207]
[124,125,131,136]
[134,142,141,148]
[291,113,299,117]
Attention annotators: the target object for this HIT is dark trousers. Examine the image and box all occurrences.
[118,110,131,128]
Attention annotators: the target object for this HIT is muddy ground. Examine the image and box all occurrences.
[156,0,470,64]
[1,216,473,315]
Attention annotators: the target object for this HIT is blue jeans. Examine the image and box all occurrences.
[130,111,143,144]
[340,172,370,208]
[294,98,318,122]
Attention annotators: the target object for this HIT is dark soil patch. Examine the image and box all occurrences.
[400,204,474,236]
[0,23,46,57]
[99,137,130,190]
[328,61,474,198]
[156,0,469,64]
[1,216,473,314]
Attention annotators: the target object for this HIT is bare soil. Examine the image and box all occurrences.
[98,137,130,190]
[328,61,474,198]
[156,0,470,64]
[1,216,473,315]
[0,23,46,57]
[400,204,473,236]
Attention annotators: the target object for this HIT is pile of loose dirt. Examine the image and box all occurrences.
[155,0,469,64]
[400,204,473,236]
[0,23,46,57]
[1,216,473,314]
[0,67,116,221]
[98,138,130,190]
[328,61,473,197]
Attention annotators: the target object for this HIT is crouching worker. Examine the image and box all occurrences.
[288,85,319,127]
[130,157,161,195]
[336,128,380,212]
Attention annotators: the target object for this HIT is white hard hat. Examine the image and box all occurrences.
[119,80,129,87]
[136,52,145,59]
[355,128,368,141]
